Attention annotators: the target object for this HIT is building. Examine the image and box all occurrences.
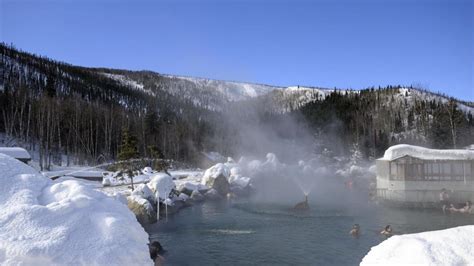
[376,144,474,207]
[0,147,32,164]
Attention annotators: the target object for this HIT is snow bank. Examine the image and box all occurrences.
[0,147,31,160]
[0,154,150,265]
[382,144,474,161]
[361,225,474,265]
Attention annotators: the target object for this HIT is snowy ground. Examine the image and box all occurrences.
[361,225,474,265]
[0,154,151,265]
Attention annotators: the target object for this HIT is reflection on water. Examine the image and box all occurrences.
[146,200,474,266]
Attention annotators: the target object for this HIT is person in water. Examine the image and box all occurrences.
[148,241,166,266]
[439,188,450,213]
[449,201,472,214]
[380,225,393,236]
[350,224,360,237]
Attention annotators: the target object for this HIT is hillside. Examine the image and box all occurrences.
[1,43,473,169]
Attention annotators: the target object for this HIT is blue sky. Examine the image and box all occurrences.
[1,0,473,100]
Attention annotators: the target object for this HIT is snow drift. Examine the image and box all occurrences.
[361,225,474,265]
[0,154,151,265]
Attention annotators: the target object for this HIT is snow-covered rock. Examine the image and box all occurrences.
[361,225,474,265]
[0,153,150,265]
[127,195,156,224]
[201,163,230,195]
[230,176,251,188]
[176,181,208,195]
[178,193,189,201]
[228,166,251,188]
[260,153,282,171]
[382,144,474,161]
[147,173,175,201]
[131,183,155,202]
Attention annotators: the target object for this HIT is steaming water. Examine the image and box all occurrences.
[147,200,474,265]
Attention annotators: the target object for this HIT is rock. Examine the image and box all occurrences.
[176,181,207,196]
[210,174,230,195]
[190,190,205,202]
[204,188,222,200]
[201,163,231,195]
[127,196,157,224]
[131,183,155,202]
[178,193,189,201]
[147,173,175,200]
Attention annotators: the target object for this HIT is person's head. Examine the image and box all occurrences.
[353,224,360,230]
[441,188,446,192]
[466,201,472,207]
[385,225,391,231]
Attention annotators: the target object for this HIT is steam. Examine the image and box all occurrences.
[205,95,375,210]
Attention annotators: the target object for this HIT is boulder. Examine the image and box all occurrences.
[131,183,155,202]
[190,190,205,202]
[127,196,157,224]
[177,181,208,196]
[201,163,230,195]
[178,193,189,201]
[208,174,230,195]
[204,188,222,200]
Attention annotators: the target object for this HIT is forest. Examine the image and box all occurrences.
[1,43,473,170]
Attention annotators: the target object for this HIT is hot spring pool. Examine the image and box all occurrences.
[146,200,474,265]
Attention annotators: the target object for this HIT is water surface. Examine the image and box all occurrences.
[147,200,474,265]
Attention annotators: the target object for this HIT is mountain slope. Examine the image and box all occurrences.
[1,43,473,169]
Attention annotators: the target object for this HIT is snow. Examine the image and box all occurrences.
[131,183,155,202]
[396,87,474,115]
[176,181,207,192]
[101,73,144,90]
[0,147,31,160]
[148,173,175,200]
[382,144,474,161]
[201,163,231,186]
[0,153,151,265]
[164,74,280,101]
[361,225,474,265]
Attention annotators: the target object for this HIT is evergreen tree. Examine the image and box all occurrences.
[118,129,139,189]
[118,129,139,161]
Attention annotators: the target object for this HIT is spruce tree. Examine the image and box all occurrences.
[118,129,139,189]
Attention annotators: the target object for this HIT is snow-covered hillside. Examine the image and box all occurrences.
[118,71,473,115]
[165,75,282,101]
